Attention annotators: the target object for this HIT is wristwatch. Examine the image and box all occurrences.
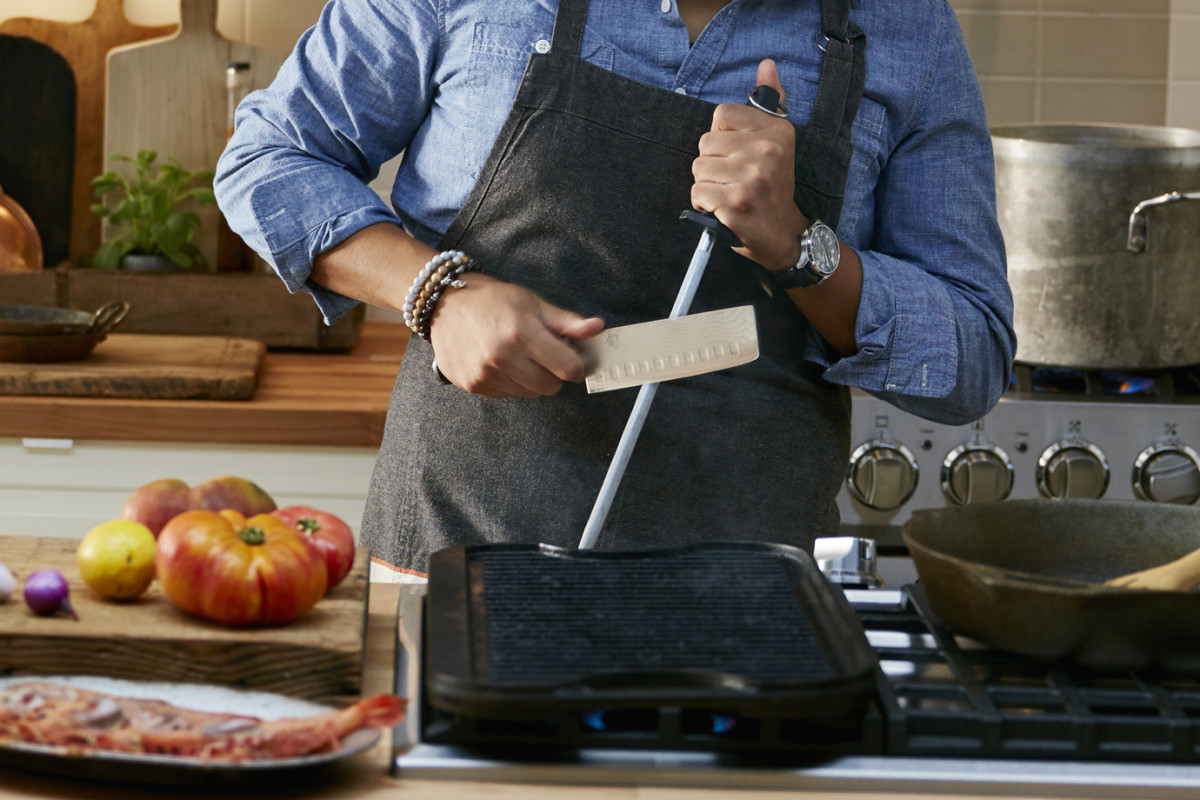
[769,220,840,289]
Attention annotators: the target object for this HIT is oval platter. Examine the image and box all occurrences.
[0,675,382,787]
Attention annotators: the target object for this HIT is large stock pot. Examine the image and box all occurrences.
[992,124,1200,369]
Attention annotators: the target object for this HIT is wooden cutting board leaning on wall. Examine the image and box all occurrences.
[0,34,75,268]
[104,0,285,271]
[0,0,177,265]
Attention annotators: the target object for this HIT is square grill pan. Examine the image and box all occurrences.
[422,542,877,751]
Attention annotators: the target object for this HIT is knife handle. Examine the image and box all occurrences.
[681,84,786,248]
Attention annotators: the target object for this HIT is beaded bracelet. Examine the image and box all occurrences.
[402,250,481,341]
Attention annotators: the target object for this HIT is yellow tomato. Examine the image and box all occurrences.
[77,519,157,600]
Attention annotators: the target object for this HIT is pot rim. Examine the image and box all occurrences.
[991,122,1200,166]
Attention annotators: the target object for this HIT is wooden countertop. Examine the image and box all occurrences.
[0,583,1107,800]
[0,323,409,448]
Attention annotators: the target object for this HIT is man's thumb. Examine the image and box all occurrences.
[542,304,605,340]
[755,58,786,107]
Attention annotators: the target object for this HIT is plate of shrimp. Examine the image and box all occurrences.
[0,675,406,784]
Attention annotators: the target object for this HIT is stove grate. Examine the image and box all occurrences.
[868,588,1200,763]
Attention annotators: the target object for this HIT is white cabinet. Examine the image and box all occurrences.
[0,437,378,541]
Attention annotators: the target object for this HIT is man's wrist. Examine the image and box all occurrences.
[767,219,840,289]
[782,211,812,272]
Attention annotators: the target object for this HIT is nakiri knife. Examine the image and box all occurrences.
[577,84,786,550]
[578,304,758,393]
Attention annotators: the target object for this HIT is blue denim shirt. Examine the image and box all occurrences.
[216,0,1016,425]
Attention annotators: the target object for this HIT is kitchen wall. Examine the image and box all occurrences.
[1172,0,1200,130]
[7,0,1197,130]
[949,0,1198,129]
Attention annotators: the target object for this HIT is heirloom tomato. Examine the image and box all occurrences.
[155,509,326,626]
[271,506,356,592]
[121,476,277,537]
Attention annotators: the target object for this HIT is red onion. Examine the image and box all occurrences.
[24,569,78,620]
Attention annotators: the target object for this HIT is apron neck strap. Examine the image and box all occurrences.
[812,0,866,139]
[819,0,852,40]
[551,0,589,57]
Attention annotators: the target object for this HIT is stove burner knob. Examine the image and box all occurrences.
[845,440,919,510]
[941,443,1014,505]
[1036,440,1110,499]
[1132,443,1200,504]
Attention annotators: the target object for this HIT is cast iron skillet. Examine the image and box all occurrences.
[903,499,1200,673]
[0,301,130,362]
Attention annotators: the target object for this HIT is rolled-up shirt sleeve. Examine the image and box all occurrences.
[214,0,438,323]
[810,9,1016,426]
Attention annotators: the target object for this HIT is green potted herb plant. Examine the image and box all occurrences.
[90,149,217,272]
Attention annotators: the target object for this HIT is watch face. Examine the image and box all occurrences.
[810,225,840,275]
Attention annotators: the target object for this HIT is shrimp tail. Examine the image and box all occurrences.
[253,694,408,758]
[355,694,407,729]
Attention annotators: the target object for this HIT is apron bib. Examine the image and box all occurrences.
[364,0,867,571]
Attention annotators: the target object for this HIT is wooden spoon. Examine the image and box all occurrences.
[1105,547,1200,591]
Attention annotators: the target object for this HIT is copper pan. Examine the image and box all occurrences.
[903,499,1200,673]
[0,183,42,273]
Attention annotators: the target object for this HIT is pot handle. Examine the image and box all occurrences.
[87,301,130,334]
[1127,190,1200,253]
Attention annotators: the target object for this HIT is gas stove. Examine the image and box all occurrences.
[392,582,1200,796]
[838,364,1200,551]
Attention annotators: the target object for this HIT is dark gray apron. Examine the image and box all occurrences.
[363,0,867,572]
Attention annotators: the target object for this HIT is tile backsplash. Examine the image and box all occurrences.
[952,0,1199,129]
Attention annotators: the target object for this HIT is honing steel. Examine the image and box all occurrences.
[577,85,784,549]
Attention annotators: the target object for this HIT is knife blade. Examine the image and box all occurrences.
[578,305,758,393]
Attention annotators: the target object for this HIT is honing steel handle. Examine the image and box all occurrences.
[1105,546,1200,592]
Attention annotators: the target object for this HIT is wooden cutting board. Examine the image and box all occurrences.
[0,536,371,706]
[0,34,75,268]
[105,0,285,271]
[0,334,265,400]
[0,0,178,265]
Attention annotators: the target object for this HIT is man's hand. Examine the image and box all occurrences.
[690,59,808,272]
[429,274,605,398]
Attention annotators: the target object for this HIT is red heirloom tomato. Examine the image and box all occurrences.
[155,509,327,626]
[271,506,356,592]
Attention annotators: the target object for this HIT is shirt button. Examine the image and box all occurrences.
[534,39,550,53]
[660,0,671,13]
[674,86,687,95]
